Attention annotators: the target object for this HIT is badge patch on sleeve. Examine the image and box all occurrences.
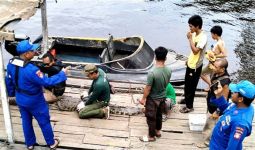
[234,127,244,140]
[36,70,43,78]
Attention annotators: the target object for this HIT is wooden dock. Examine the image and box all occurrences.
[0,78,255,150]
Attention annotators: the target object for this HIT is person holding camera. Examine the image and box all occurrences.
[207,59,231,116]
[209,80,255,150]
[197,58,230,148]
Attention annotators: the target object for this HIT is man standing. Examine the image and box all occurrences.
[210,80,255,150]
[5,40,67,149]
[139,47,171,142]
[180,15,207,113]
[77,64,110,119]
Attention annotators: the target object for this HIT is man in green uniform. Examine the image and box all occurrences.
[139,47,171,142]
[77,64,110,119]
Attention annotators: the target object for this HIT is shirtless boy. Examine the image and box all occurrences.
[201,25,227,91]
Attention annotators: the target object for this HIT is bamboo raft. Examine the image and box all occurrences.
[0,77,255,150]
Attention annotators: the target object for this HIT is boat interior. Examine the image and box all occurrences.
[51,36,140,69]
[4,36,151,70]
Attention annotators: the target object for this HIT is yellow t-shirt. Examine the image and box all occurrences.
[187,31,207,69]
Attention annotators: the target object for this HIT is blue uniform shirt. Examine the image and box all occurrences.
[5,59,67,107]
[210,96,254,150]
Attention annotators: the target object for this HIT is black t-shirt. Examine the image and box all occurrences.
[38,60,66,96]
[207,71,231,114]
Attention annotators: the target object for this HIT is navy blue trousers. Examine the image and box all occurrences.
[18,103,55,147]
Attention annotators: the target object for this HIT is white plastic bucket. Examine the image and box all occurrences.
[188,114,206,131]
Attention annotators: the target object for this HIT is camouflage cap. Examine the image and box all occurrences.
[84,64,98,75]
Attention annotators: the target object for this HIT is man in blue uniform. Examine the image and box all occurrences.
[5,40,67,150]
[210,80,255,150]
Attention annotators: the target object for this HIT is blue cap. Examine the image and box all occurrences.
[16,40,39,55]
[229,80,255,99]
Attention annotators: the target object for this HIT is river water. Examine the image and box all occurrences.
[5,0,255,83]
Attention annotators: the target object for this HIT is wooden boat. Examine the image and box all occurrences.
[5,35,187,85]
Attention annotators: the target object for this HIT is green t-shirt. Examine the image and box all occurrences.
[147,66,171,99]
[87,68,110,105]
[166,83,176,104]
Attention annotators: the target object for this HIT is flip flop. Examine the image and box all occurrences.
[139,136,156,142]
[27,143,40,150]
[155,134,161,138]
[162,114,167,122]
[179,107,194,113]
[50,138,60,150]
[27,146,34,150]
[196,142,208,148]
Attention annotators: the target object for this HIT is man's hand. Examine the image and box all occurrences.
[209,53,214,59]
[62,66,71,74]
[214,81,223,98]
[76,101,85,112]
[80,91,88,100]
[139,98,146,106]
[187,32,192,40]
[210,111,219,120]
[205,50,216,62]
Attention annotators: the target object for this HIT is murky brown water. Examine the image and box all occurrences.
[4,0,255,83]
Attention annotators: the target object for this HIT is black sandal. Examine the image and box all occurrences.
[179,107,194,113]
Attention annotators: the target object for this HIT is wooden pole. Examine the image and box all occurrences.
[41,0,48,54]
[0,41,14,143]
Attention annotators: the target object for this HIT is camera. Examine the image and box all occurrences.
[211,82,219,91]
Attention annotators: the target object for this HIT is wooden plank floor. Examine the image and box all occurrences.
[1,79,255,150]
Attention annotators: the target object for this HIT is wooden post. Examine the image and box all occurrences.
[0,41,14,143]
[41,0,48,54]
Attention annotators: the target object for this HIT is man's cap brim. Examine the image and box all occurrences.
[229,83,238,93]
[31,44,40,51]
